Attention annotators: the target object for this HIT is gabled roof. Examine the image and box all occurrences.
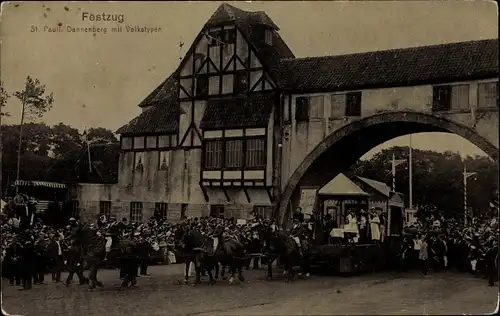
[138,72,178,108]
[204,3,295,77]
[355,176,391,198]
[276,38,498,92]
[200,92,275,130]
[318,173,369,196]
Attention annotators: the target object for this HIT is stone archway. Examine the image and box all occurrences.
[278,111,498,225]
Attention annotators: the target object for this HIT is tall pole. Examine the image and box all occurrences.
[463,165,468,225]
[15,95,26,194]
[84,127,92,173]
[392,153,396,191]
[463,163,476,226]
[409,135,413,209]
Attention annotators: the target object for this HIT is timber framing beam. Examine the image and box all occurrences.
[222,187,231,202]
[243,187,251,203]
[266,187,273,203]
[199,182,209,202]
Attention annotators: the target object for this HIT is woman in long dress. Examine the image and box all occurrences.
[344,210,359,243]
[369,211,381,243]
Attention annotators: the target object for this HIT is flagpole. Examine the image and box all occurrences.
[392,153,396,191]
[409,135,413,209]
[463,164,468,225]
[84,126,92,173]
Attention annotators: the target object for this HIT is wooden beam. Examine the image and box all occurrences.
[222,187,231,202]
[243,187,251,203]
[199,182,209,202]
[266,187,273,203]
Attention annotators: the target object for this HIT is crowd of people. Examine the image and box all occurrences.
[1,192,498,290]
[400,212,498,285]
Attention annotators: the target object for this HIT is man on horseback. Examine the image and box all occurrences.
[290,211,308,257]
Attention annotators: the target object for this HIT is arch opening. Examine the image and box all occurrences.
[278,111,498,225]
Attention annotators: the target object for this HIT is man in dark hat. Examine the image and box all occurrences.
[19,232,35,290]
[290,211,307,256]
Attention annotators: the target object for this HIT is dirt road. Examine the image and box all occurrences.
[2,264,497,316]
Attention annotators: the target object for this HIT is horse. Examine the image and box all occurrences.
[78,226,122,290]
[176,225,245,285]
[256,224,311,282]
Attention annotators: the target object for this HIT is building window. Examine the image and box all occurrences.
[223,29,236,45]
[264,29,273,46]
[295,97,310,121]
[234,71,248,94]
[246,138,266,168]
[134,152,144,171]
[71,200,80,219]
[451,84,469,110]
[158,151,170,171]
[225,139,243,168]
[345,92,362,117]
[196,74,210,97]
[121,137,132,150]
[331,94,346,118]
[181,204,188,220]
[210,205,225,218]
[130,202,143,223]
[208,30,222,47]
[146,136,157,148]
[99,201,112,219]
[204,140,223,169]
[478,82,499,108]
[253,205,272,219]
[155,202,168,219]
[433,85,452,111]
[309,95,325,119]
[158,135,172,148]
[133,136,145,149]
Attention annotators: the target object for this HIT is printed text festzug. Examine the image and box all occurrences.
[82,12,125,24]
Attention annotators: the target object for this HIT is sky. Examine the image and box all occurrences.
[1,1,497,159]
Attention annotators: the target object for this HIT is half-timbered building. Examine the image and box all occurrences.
[72,3,498,224]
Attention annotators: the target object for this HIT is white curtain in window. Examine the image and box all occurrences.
[309,95,325,119]
[451,84,469,110]
[330,94,346,118]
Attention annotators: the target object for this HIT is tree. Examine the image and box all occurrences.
[348,146,498,220]
[13,76,54,188]
[0,80,10,117]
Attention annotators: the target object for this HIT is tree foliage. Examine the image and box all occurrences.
[13,76,54,121]
[0,80,10,117]
[1,123,119,188]
[347,146,498,219]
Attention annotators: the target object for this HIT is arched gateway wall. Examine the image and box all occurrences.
[278,111,499,225]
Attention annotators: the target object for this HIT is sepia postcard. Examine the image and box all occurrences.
[0,1,498,315]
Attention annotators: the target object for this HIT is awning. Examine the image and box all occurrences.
[14,180,67,189]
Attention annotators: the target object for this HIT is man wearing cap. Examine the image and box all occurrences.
[33,233,48,284]
[290,211,307,257]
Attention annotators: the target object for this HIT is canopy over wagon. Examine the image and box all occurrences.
[317,173,370,227]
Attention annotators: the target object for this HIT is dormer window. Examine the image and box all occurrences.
[208,30,222,47]
[265,29,273,46]
[223,29,236,45]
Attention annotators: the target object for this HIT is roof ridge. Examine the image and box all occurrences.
[280,38,498,62]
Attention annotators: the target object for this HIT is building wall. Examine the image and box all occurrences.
[281,79,499,189]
